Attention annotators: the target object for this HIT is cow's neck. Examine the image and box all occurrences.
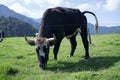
[38,25,51,38]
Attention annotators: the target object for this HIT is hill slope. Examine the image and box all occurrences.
[0,16,37,37]
[88,23,120,34]
[0,4,39,28]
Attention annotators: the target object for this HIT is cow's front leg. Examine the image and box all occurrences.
[69,34,77,57]
[53,37,63,60]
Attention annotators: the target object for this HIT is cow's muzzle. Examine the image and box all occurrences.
[39,63,47,70]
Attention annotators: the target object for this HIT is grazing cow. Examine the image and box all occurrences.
[25,7,98,70]
[0,30,4,42]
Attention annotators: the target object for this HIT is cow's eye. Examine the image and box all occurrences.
[43,45,49,53]
[37,47,40,50]
[43,46,47,52]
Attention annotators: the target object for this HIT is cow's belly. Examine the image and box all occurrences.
[64,28,81,39]
[64,27,80,39]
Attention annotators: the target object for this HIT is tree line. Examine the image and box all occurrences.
[0,16,37,37]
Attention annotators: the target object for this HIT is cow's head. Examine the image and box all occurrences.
[24,35,56,70]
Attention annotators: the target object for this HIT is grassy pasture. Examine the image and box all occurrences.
[0,34,120,80]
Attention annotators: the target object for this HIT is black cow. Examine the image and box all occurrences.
[25,7,98,70]
[0,30,4,42]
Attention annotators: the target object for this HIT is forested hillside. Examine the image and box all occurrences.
[0,4,39,28]
[0,16,37,37]
[88,23,120,35]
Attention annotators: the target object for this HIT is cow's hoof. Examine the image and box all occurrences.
[85,56,90,59]
[39,64,46,70]
[67,55,73,58]
[54,57,57,60]
[42,66,46,70]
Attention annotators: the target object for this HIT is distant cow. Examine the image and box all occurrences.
[25,7,98,69]
[0,30,4,42]
[34,33,39,37]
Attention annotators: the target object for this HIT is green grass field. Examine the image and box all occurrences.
[0,34,120,80]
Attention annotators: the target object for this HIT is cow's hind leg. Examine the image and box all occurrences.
[80,21,89,59]
[80,27,90,59]
[69,34,77,57]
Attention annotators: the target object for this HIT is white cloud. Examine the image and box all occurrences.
[32,0,45,5]
[63,1,73,7]
[104,0,120,11]
[47,0,63,6]
[9,3,30,15]
[23,0,63,7]
[0,0,16,5]
[76,3,93,11]
[8,1,102,18]
[76,2,104,11]
[9,3,39,18]
[9,3,45,18]
[24,0,32,5]
[26,0,63,17]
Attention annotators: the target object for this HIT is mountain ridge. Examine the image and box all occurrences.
[0,4,120,35]
[0,4,39,28]
[88,23,120,35]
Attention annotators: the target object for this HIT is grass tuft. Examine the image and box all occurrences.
[6,67,19,76]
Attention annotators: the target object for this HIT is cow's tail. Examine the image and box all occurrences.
[82,11,98,33]
[87,28,92,44]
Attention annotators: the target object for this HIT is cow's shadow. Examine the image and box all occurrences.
[46,56,120,72]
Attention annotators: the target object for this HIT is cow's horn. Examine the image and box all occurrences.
[24,35,36,46]
[47,34,56,42]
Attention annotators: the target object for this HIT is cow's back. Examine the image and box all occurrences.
[42,7,81,25]
[40,7,83,37]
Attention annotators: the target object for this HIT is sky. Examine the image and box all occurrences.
[0,0,120,26]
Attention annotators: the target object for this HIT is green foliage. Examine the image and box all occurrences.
[0,34,120,80]
[0,16,37,37]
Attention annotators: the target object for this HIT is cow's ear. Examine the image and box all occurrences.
[49,41,56,46]
[47,34,56,46]
[46,34,56,42]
